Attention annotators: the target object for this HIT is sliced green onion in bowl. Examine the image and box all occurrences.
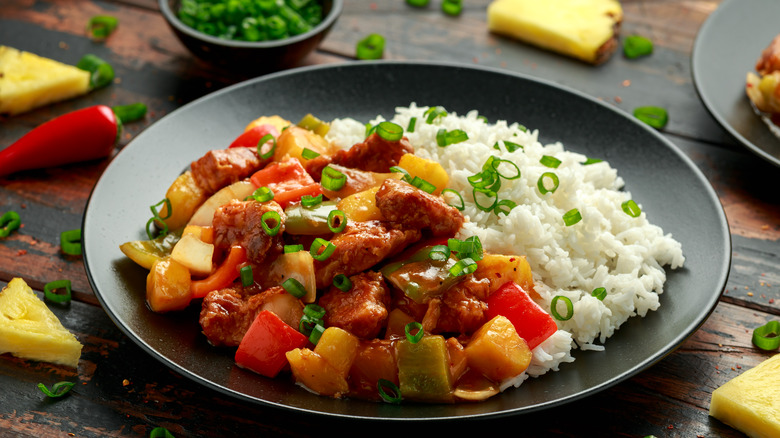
[441,0,462,15]
[551,295,574,320]
[752,320,780,350]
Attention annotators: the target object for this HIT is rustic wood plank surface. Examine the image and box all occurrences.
[1,0,778,436]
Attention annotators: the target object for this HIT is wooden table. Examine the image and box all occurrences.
[1,0,778,436]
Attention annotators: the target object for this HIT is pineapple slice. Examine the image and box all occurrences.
[709,354,780,438]
[487,0,623,65]
[0,45,91,116]
[0,278,83,368]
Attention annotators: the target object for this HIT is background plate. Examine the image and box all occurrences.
[692,0,780,168]
[83,61,730,421]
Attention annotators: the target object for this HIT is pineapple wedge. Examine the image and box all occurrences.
[0,45,91,116]
[0,278,83,368]
[709,354,780,438]
[487,0,623,65]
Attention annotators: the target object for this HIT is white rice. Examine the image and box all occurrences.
[326,103,685,384]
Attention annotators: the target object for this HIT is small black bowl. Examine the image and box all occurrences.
[159,0,342,73]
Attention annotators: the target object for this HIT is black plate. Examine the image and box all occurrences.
[692,0,780,167]
[83,61,730,421]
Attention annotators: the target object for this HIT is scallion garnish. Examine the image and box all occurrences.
[494,199,517,216]
[376,121,404,142]
[467,169,500,190]
[407,117,417,133]
[321,166,346,191]
[540,155,562,168]
[59,229,82,255]
[424,106,447,124]
[260,211,282,236]
[405,0,429,7]
[405,321,424,343]
[0,211,21,238]
[449,257,477,277]
[487,156,520,179]
[76,54,114,89]
[551,295,574,321]
[356,33,385,60]
[333,274,352,292]
[309,323,326,344]
[299,304,326,336]
[310,237,336,261]
[145,198,172,239]
[377,379,402,404]
[591,287,607,301]
[436,128,468,146]
[301,147,320,160]
[257,134,276,159]
[284,244,304,253]
[493,140,523,152]
[633,106,668,129]
[301,194,323,208]
[240,265,253,287]
[623,35,654,59]
[282,277,307,298]
[389,166,412,183]
[441,188,465,211]
[38,381,75,398]
[562,208,582,226]
[251,186,275,203]
[327,209,347,233]
[441,0,462,16]
[473,187,498,212]
[582,157,603,165]
[537,172,560,194]
[752,320,780,350]
[621,200,641,218]
[111,103,147,124]
[304,303,326,320]
[409,176,436,194]
[44,280,72,304]
[428,244,451,262]
[149,427,176,438]
[87,15,119,40]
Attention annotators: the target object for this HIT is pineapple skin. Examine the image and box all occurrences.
[0,45,91,116]
[487,0,623,65]
[709,354,780,438]
[0,278,83,368]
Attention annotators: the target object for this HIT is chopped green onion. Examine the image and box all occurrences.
[284,244,304,253]
[260,211,282,236]
[621,200,641,218]
[327,209,347,233]
[333,274,352,292]
[240,265,253,287]
[310,237,336,261]
[151,198,173,221]
[111,103,147,124]
[321,166,347,191]
[251,186,275,203]
[449,257,477,277]
[460,235,483,261]
[76,54,114,89]
[435,128,448,147]
[0,210,21,238]
[405,0,429,7]
[493,140,523,152]
[257,134,276,159]
[365,123,378,138]
[405,321,424,343]
[87,15,119,39]
[410,176,436,194]
[537,172,560,194]
[304,303,326,320]
[301,194,323,208]
[441,188,465,211]
[60,229,82,255]
[44,280,72,304]
[436,128,468,146]
[146,198,171,239]
[376,121,404,142]
[309,323,326,344]
[282,277,307,298]
[562,208,582,226]
[582,157,603,165]
[473,187,498,212]
[540,155,562,168]
[428,244,451,262]
[441,0,462,16]
[633,106,668,129]
[356,33,385,60]
[149,427,176,438]
[623,35,654,59]
[301,147,320,160]
[551,295,574,321]
[407,117,417,133]
[424,106,447,124]
[477,115,488,123]
[752,320,780,350]
[494,199,517,216]
[37,381,75,398]
[488,156,520,179]
[467,169,499,190]
[591,287,607,301]
[389,166,412,183]
[377,378,402,404]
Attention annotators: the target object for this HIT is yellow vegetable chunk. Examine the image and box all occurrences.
[146,258,192,313]
[313,327,360,377]
[187,180,255,227]
[274,125,332,163]
[473,254,536,298]
[487,0,623,65]
[263,251,317,303]
[158,171,208,232]
[337,186,384,222]
[169,233,214,277]
[244,115,292,133]
[384,308,416,340]
[710,354,780,438]
[286,348,349,397]
[465,315,532,382]
[0,278,83,368]
[396,153,449,195]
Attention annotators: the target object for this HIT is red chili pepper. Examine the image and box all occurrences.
[0,105,118,177]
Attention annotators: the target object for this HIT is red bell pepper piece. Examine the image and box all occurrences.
[190,245,247,299]
[249,159,323,209]
[228,124,279,149]
[235,310,309,378]
[486,281,558,350]
[0,105,118,177]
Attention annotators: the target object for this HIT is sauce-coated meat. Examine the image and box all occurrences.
[756,34,780,76]
[313,220,421,289]
[319,271,391,339]
[425,276,491,334]
[212,200,285,265]
[191,147,268,195]
[305,133,414,179]
[375,178,465,236]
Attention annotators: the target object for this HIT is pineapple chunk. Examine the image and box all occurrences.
[0,46,91,116]
[709,354,780,438]
[487,0,623,65]
[464,315,531,382]
[0,278,83,368]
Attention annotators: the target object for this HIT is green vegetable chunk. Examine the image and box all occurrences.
[396,335,453,402]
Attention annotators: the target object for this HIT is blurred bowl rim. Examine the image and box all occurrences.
[159,0,343,49]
